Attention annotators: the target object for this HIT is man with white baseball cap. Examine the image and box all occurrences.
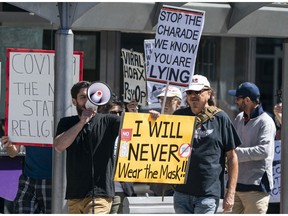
[172,74,240,214]
[156,86,182,115]
[184,74,211,91]
[149,74,240,213]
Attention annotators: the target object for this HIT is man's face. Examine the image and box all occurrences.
[235,96,246,112]
[185,89,211,114]
[159,96,181,115]
[109,105,123,116]
[73,87,88,116]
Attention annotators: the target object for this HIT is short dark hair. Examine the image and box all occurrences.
[100,100,124,113]
[70,81,90,99]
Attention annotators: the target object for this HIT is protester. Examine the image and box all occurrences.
[1,137,52,213]
[157,85,183,114]
[149,85,182,196]
[100,99,137,214]
[149,74,241,214]
[228,82,276,214]
[54,81,120,214]
[267,89,282,214]
[54,81,155,214]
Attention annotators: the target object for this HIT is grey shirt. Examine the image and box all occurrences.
[233,111,276,191]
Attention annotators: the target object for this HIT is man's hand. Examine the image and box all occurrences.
[80,108,96,125]
[1,136,20,157]
[223,190,234,213]
[2,136,12,148]
[149,110,160,120]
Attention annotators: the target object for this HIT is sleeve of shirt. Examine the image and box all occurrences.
[55,116,78,137]
[55,118,66,136]
[221,112,242,152]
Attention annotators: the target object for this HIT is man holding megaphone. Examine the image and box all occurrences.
[54,81,120,214]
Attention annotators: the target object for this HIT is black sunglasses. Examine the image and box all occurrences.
[186,89,209,95]
[109,111,123,115]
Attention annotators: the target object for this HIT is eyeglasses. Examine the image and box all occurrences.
[186,89,209,95]
[109,110,123,115]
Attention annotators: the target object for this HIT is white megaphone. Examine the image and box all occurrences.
[85,81,112,110]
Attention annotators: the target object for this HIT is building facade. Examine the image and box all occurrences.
[0,2,286,119]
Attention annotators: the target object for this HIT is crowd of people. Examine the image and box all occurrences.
[0,74,283,214]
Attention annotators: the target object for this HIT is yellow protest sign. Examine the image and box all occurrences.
[114,112,196,184]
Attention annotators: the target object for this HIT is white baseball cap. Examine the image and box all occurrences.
[157,86,182,100]
[185,74,210,91]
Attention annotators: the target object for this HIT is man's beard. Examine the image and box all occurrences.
[238,102,246,112]
[76,105,84,116]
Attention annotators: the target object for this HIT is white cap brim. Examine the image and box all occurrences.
[184,84,205,92]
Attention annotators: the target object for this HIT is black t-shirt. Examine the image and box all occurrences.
[56,113,120,199]
[173,107,241,198]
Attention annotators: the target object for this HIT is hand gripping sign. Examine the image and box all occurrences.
[114,112,196,184]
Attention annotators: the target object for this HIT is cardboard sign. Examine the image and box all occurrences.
[270,140,281,203]
[121,49,147,106]
[5,48,83,146]
[114,112,196,184]
[147,5,205,86]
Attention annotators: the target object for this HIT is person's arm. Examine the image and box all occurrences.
[1,136,20,158]
[223,149,238,213]
[54,109,95,152]
[236,120,275,162]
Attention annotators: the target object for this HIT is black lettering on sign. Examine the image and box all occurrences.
[149,65,190,83]
[11,119,52,137]
[12,53,52,75]
[157,25,200,40]
[121,50,144,67]
[124,82,146,103]
[159,10,183,23]
[12,82,39,96]
[117,162,143,178]
[185,14,202,26]
[123,65,145,81]
[128,143,180,162]
[144,164,158,179]
[154,39,169,50]
[159,164,181,180]
[22,100,54,117]
[149,121,183,138]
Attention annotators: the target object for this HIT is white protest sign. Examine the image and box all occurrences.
[270,140,281,203]
[122,49,147,106]
[144,39,162,104]
[144,39,155,79]
[147,5,205,87]
[144,39,186,105]
[6,48,83,146]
